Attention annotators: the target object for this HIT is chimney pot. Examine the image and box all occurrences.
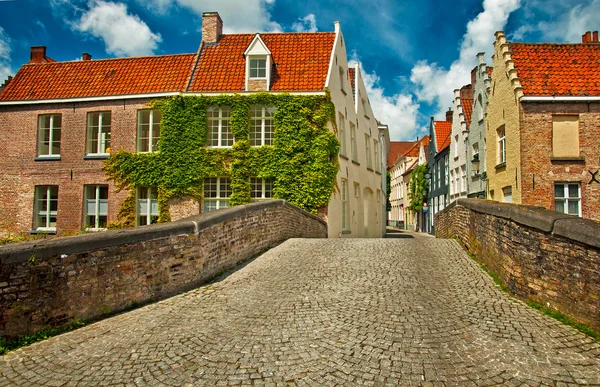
[30,46,47,64]
[593,31,599,43]
[82,53,92,61]
[583,31,592,43]
[202,12,223,44]
[446,108,453,123]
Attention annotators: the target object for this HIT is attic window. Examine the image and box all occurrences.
[249,57,267,79]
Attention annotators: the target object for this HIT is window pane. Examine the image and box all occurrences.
[555,199,565,214]
[554,184,564,198]
[52,126,61,155]
[567,200,579,215]
[568,184,579,198]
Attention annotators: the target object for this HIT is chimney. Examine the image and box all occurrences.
[460,84,473,100]
[446,108,453,123]
[582,31,592,43]
[82,53,92,61]
[471,67,477,90]
[30,46,46,64]
[202,12,223,44]
[593,31,599,43]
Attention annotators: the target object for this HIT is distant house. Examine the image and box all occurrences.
[427,113,452,233]
[466,53,492,199]
[448,85,473,203]
[387,140,416,228]
[486,30,600,220]
[0,12,389,237]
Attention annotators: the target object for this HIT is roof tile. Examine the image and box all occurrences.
[434,121,452,152]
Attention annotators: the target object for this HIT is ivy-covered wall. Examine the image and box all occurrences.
[103,92,339,227]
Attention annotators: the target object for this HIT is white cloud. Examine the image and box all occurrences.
[0,27,12,83]
[533,0,600,42]
[410,0,520,118]
[292,14,317,33]
[137,0,282,33]
[73,0,162,57]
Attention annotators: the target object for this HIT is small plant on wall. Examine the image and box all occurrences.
[103,92,340,227]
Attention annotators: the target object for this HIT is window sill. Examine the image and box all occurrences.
[367,167,374,172]
[342,230,351,235]
[35,155,61,162]
[495,162,506,170]
[364,115,371,120]
[339,154,349,160]
[85,228,107,232]
[30,228,56,235]
[550,156,585,163]
[352,160,360,166]
[375,171,382,175]
[84,154,110,160]
[205,146,234,149]
[341,89,347,96]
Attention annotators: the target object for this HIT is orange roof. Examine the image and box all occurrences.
[348,67,356,100]
[402,135,430,158]
[388,141,416,167]
[462,98,473,126]
[189,33,335,92]
[0,54,196,101]
[434,121,452,152]
[486,66,493,78]
[510,42,600,96]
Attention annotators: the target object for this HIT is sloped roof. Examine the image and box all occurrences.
[0,54,196,101]
[462,98,473,126]
[486,66,493,78]
[402,159,419,176]
[388,141,416,167]
[434,121,452,152]
[348,67,356,101]
[402,135,430,158]
[510,42,600,96]
[189,32,335,92]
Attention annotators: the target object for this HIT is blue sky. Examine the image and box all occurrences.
[0,0,599,140]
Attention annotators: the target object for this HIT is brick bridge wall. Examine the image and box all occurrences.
[0,200,327,338]
[435,198,600,331]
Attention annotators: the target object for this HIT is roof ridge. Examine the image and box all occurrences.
[221,31,336,36]
[21,52,197,66]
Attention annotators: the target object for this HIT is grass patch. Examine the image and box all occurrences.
[527,301,600,342]
[0,320,85,355]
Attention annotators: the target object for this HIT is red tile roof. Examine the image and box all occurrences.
[486,66,493,78]
[402,135,430,158]
[434,121,452,152]
[0,54,196,101]
[388,141,416,167]
[189,32,335,92]
[510,42,600,96]
[462,98,473,126]
[348,67,356,100]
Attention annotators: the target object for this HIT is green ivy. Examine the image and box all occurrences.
[103,92,339,226]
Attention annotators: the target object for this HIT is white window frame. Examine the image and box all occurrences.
[249,57,267,79]
[37,114,61,158]
[454,134,459,158]
[207,107,233,148]
[554,182,581,217]
[137,109,161,153]
[137,187,159,226]
[251,177,273,200]
[350,122,358,162]
[203,177,231,212]
[354,182,360,198]
[341,179,349,231]
[84,185,108,231]
[444,154,449,186]
[250,106,275,146]
[338,113,347,156]
[365,135,372,169]
[461,166,466,193]
[86,111,111,155]
[34,185,58,232]
[374,139,380,172]
[498,127,506,164]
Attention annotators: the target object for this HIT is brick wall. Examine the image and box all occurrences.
[0,200,327,338]
[436,198,600,331]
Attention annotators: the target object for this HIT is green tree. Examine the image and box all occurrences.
[407,164,429,231]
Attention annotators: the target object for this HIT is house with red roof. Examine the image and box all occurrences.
[427,111,452,233]
[486,31,600,220]
[0,12,389,237]
[448,84,474,203]
[387,140,416,227]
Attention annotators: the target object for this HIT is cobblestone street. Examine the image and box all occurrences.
[1,235,600,386]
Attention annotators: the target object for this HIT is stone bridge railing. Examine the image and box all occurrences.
[435,198,600,331]
[0,200,327,338]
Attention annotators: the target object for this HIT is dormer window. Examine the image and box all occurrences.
[249,57,267,79]
[245,34,271,91]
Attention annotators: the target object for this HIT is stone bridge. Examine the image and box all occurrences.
[2,232,600,385]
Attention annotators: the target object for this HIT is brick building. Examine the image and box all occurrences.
[0,12,389,237]
[487,31,600,220]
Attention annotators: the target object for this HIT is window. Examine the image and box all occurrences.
[84,185,108,230]
[203,177,231,212]
[444,154,449,186]
[374,139,380,172]
[454,135,459,158]
[502,186,512,203]
[362,98,369,117]
[341,179,349,231]
[338,113,347,156]
[554,183,581,216]
[552,115,579,158]
[34,185,58,231]
[497,126,506,164]
[339,66,345,92]
[477,94,484,121]
[37,114,61,157]
[137,109,161,152]
[249,57,267,79]
[365,135,372,169]
[460,166,466,192]
[207,107,233,147]
[87,112,111,155]
[137,187,158,225]
[250,105,275,146]
[354,182,360,198]
[436,160,441,188]
[251,178,273,200]
[350,122,358,162]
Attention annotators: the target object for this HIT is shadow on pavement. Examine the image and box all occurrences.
[384,229,415,239]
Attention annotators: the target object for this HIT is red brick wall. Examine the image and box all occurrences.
[519,101,600,221]
[0,99,156,236]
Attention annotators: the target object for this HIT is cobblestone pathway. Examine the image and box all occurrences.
[1,235,600,386]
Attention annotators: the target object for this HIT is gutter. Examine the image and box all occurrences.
[521,96,600,102]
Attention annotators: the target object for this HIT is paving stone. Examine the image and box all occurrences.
[1,236,599,385]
